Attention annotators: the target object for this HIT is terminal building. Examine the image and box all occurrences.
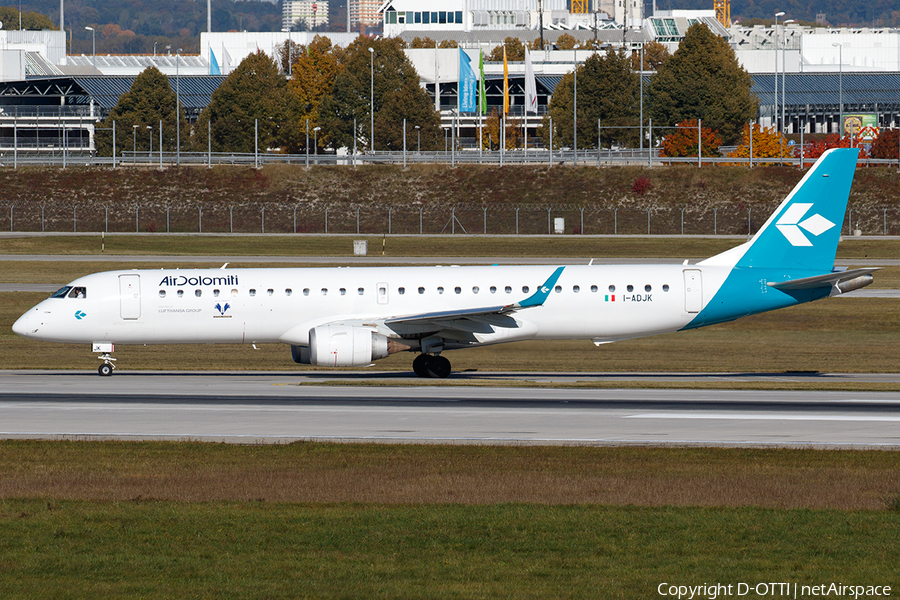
[0,7,899,154]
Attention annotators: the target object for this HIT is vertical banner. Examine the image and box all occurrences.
[524,47,537,114]
[222,46,232,74]
[209,48,220,75]
[478,49,487,115]
[458,48,477,113]
[503,47,510,115]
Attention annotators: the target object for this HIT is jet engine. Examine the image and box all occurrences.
[306,325,390,367]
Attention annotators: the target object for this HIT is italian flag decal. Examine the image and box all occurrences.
[605,295,616,302]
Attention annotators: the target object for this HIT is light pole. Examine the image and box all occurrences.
[85,26,95,75]
[782,19,794,138]
[176,48,182,165]
[313,126,320,157]
[132,124,138,163]
[415,125,421,153]
[833,42,843,138]
[368,47,375,153]
[774,12,784,131]
[147,125,152,157]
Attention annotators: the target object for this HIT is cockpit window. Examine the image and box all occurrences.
[68,287,86,299]
[50,286,72,299]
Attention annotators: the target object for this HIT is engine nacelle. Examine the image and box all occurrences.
[308,325,389,367]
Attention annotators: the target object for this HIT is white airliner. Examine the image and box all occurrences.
[13,149,876,378]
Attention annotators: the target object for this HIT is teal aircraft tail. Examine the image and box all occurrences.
[733,147,859,272]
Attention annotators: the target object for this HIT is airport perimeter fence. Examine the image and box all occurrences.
[3,149,900,169]
[3,200,898,237]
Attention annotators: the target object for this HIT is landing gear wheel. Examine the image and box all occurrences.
[426,355,451,379]
[412,354,430,378]
[98,363,113,377]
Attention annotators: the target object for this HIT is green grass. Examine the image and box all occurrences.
[1,233,899,259]
[1,499,897,599]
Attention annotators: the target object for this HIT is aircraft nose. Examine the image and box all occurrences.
[12,312,30,337]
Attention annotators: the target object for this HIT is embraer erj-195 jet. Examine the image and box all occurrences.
[13,149,876,378]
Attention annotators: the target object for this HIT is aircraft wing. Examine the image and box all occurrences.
[767,267,879,295]
[383,266,565,331]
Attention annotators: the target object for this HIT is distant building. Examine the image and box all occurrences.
[351,0,382,27]
[283,1,330,31]
[379,0,570,36]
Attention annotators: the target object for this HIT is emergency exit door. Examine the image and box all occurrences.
[683,269,702,314]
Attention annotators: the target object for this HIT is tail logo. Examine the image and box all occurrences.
[775,203,836,247]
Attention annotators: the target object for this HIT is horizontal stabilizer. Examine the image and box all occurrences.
[767,268,879,294]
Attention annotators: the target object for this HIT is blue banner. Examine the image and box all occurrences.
[458,48,477,114]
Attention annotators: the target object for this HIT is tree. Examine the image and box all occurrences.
[487,37,525,62]
[555,33,577,50]
[727,123,790,160]
[409,37,436,48]
[193,51,288,153]
[95,66,186,157]
[318,36,442,152]
[870,129,899,159]
[631,41,670,71]
[802,134,862,160]
[0,7,54,29]
[660,119,722,157]
[281,35,342,153]
[544,49,639,150]
[648,23,757,145]
[480,109,523,150]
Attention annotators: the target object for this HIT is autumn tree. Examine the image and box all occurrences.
[555,33,577,50]
[193,51,288,153]
[648,23,757,145]
[802,134,859,160]
[95,66,187,157]
[487,37,525,62]
[318,36,442,152]
[281,35,342,153]
[0,7,54,29]
[727,123,791,161]
[660,119,722,157]
[544,49,639,150]
[631,41,670,71]
[275,39,305,73]
[870,129,899,159]
[480,109,523,150]
[409,37,436,48]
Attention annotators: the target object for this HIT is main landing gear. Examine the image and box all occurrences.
[412,354,451,379]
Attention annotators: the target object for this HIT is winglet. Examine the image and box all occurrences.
[516,266,565,309]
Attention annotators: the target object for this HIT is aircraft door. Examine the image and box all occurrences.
[119,274,141,319]
[683,269,702,314]
[376,282,389,305]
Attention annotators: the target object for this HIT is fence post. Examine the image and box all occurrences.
[73,205,76,232]
[357,207,360,234]
[681,208,684,235]
[419,207,423,234]
[614,208,617,235]
[254,119,259,169]
[325,207,328,234]
[648,118,652,169]
[516,208,519,235]
[451,207,455,234]
[196,206,199,233]
[262,206,265,234]
[135,206,138,233]
[698,118,702,168]
[112,120,116,169]
[597,119,601,168]
[9,206,12,232]
[580,207,584,234]
[104,206,107,232]
[749,121,753,168]
[230,206,233,233]
[388,207,392,235]
[549,116,553,167]
[714,208,717,235]
[547,208,551,234]
[647,209,650,235]
[483,206,487,234]
[294,206,297,233]
[884,208,887,235]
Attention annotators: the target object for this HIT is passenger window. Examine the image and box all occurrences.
[627,285,634,293]
[159,290,166,298]
[68,287,87,299]
[490,286,497,294]
[303,288,310,296]
[454,286,461,294]
[195,290,202,297]
[472,286,479,294]
[267,289,274,296]
[321,288,328,296]
[554,285,562,293]
[663,284,670,292]
[591,285,598,293]
[249,289,257,297]
[340,288,346,296]
[177,290,184,298]
[573,285,580,293]
[213,289,220,297]
[358,288,364,295]
[398,287,405,295]
[437,286,444,295]
[378,286,386,296]
[522,286,529,294]
[609,285,616,292]
[231,289,238,297]
[285,289,292,296]
[505,286,512,294]
[645,285,652,292]
[418,287,425,294]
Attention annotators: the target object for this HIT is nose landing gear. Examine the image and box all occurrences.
[412,354,451,379]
